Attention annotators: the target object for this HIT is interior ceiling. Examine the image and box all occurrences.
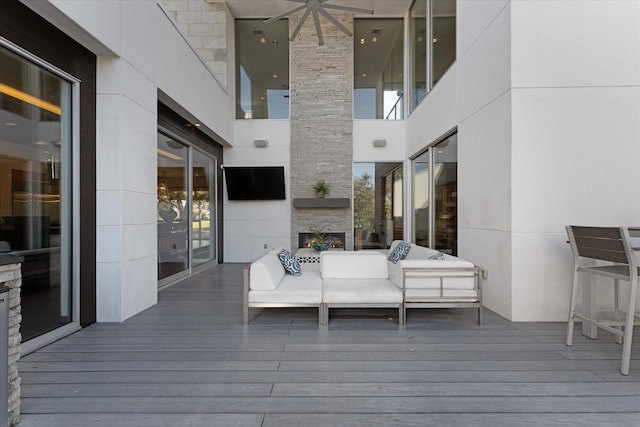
[225,0,413,18]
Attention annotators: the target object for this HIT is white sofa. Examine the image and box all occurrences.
[243,243,485,325]
[243,248,323,324]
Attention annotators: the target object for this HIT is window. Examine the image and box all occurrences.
[412,132,457,255]
[410,0,456,113]
[354,162,403,250]
[235,19,289,119]
[354,19,404,120]
[0,44,74,341]
[410,0,427,112]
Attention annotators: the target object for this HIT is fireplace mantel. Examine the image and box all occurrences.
[292,198,350,209]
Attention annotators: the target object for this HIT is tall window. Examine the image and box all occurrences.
[410,0,456,113]
[412,133,457,255]
[0,44,74,341]
[410,0,427,112]
[354,19,404,120]
[354,162,403,250]
[235,19,289,119]
[431,0,456,86]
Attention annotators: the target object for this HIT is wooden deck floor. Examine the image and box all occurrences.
[18,263,640,426]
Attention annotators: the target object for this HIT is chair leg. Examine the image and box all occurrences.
[398,305,404,326]
[614,279,623,345]
[620,280,638,375]
[566,269,580,346]
[478,304,483,326]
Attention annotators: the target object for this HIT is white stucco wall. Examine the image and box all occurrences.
[224,120,291,262]
[509,0,640,320]
[36,0,234,321]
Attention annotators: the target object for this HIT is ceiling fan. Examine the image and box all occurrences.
[263,0,374,45]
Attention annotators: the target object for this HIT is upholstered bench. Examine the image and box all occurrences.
[320,251,403,326]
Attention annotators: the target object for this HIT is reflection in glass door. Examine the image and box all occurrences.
[192,149,215,267]
[412,133,458,255]
[157,135,189,281]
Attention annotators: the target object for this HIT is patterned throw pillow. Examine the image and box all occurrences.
[428,251,445,260]
[278,249,302,276]
[388,241,411,264]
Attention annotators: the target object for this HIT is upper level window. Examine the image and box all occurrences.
[432,0,456,86]
[354,18,404,120]
[235,19,289,119]
[410,0,456,114]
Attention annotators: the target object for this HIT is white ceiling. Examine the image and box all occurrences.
[224,0,413,18]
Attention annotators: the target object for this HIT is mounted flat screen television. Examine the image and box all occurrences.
[224,166,286,200]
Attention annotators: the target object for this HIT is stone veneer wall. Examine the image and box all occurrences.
[290,13,354,250]
[0,258,21,426]
[161,0,228,87]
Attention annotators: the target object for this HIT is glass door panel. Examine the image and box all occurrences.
[354,162,403,250]
[433,135,457,255]
[192,149,215,267]
[0,45,73,341]
[157,135,189,281]
[413,151,430,247]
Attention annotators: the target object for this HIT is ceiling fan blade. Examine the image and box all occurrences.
[289,8,311,41]
[312,10,324,45]
[322,4,374,15]
[263,4,307,25]
[318,9,352,37]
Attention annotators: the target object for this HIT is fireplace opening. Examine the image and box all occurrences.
[298,232,345,249]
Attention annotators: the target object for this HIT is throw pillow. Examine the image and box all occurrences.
[278,249,302,276]
[388,241,411,264]
[428,251,445,260]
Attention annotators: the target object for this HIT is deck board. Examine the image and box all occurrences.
[18,263,640,426]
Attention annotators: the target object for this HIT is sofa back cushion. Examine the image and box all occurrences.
[321,251,388,279]
[250,249,285,290]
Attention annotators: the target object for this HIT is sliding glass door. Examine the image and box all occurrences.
[157,131,217,286]
[0,43,74,341]
[412,133,457,255]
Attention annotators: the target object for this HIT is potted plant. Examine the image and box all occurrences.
[312,180,331,198]
[310,225,330,252]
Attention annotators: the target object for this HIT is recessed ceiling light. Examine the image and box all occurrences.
[272,74,279,79]
[260,37,267,44]
[359,38,366,45]
[272,39,279,44]
[432,37,439,43]
[417,36,423,42]
[371,36,378,43]
[361,73,367,78]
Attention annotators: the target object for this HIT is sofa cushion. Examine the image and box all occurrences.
[321,252,389,279]
[387,241,410,263]
[278,249,302,276]
[323,278,403,303]
[249,249,285,290]
[249,268,322,304]
[406,244,441,260]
